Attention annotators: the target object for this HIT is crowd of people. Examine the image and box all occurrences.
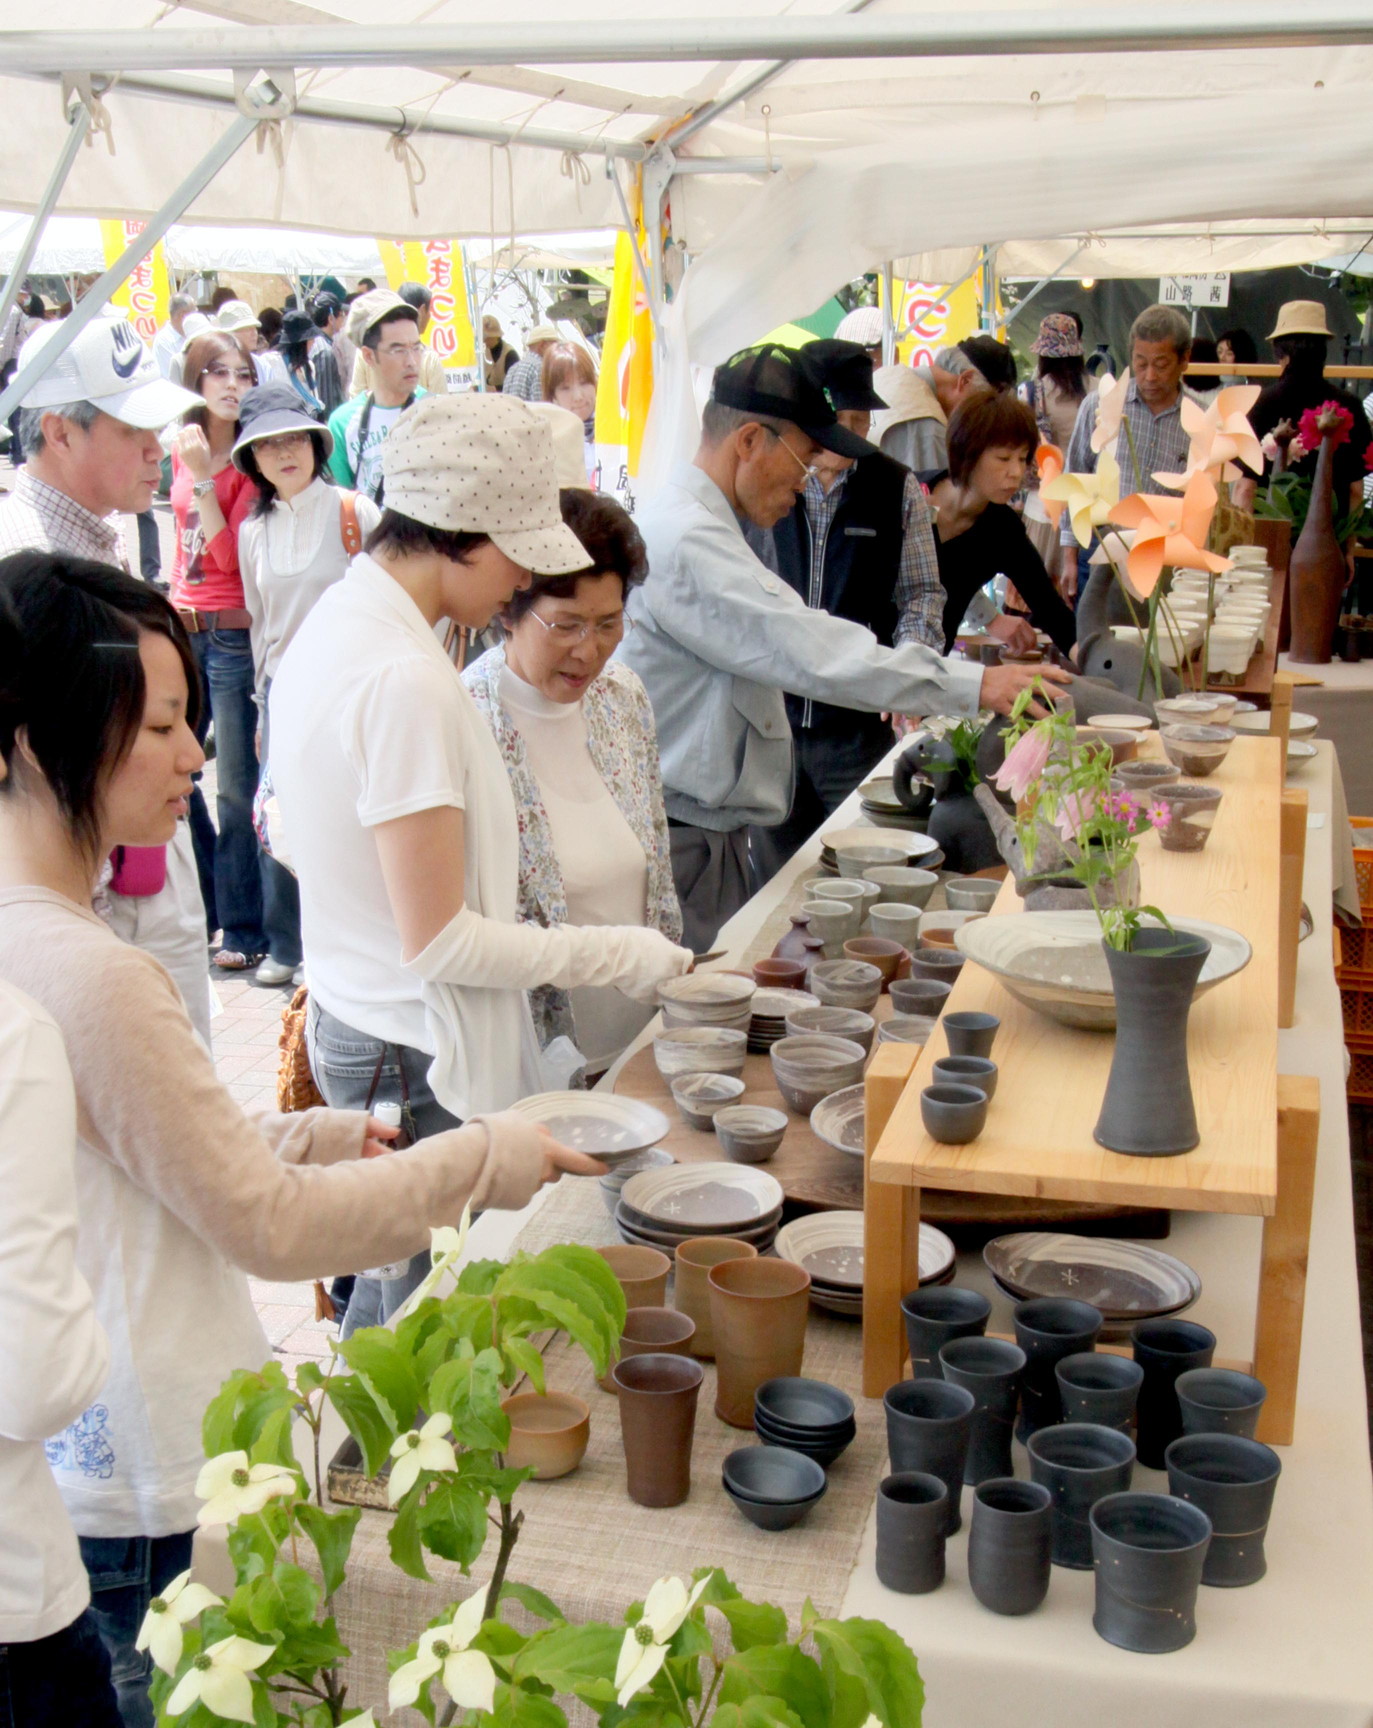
[0,268,1361,1724]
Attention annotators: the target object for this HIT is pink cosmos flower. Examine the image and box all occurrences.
[1147,800,1170,829]
[993,728,1052,802]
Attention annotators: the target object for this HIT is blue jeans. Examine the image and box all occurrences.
[306,1001,462,1335]
[78,1531,195,1728]
[258,677,301,968]
[188,627,266,955]
[0,1608,122,1728]
[135,511,160,583]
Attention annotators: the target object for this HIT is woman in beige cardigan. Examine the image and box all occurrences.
[0,549,600,1728]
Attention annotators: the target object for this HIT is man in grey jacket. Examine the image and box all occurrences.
[620,343,1066,950]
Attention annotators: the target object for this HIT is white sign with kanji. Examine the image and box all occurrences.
[1159,274,1232,309]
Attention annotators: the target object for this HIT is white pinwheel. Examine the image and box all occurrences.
[387,1411,458,1504]
[394,1203,473,1318]
[615,1575,711,1707]
[194,1451,300,1527]
[134,1568,223,1676]
[1039,448,1121,549]
[1089,369,1131,456]
[1153,385,1264,487]
[388,1592,497,1712]
[165,1633,276,1724]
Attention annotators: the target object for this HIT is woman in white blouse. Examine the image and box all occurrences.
[235,384,381,988]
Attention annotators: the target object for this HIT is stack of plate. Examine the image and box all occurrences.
[658,971,756,1032]
[857,776,930,832]
[748,987,819,1053]
[816,825,944,877]
[506,1092,669,1165]
[615,1163,783,1253]
[775,1212,956,1316]
[983,1233,1201,1333]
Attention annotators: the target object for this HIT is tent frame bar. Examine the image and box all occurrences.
[0,95,90,333]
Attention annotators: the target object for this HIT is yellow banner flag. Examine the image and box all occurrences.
[99,220,169,344]
[377,239,477,374]
[880,276,980,368]
[594,228,654,477]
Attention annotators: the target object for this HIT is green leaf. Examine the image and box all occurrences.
[202,1363,297,1460]
[456,1257,508,1297]
[719,1647,829,1724]
[499,1580,567,1624]
[811,1616,924,1728]
[388,1481,430,1582]
[262,1613,349,1676]
[337,1326,422,1431]
[248,1401,297,1472]
[324,1371,396,1479]
[226,1511,280,1580]
[474,1619,528,1659]
[502,1335,548,1394]
[429,1347,510,1452]
[295,1502,360,1598]
[243,1573,288,1635]
[512,1622,623,1702]
[712,1701,807,1728]
[494,1251,625,1377]
[488,1683,570,1728]
[271,1561,321,1627]
[418,1476,489,1569]
[294,1359,326,1399]
[714,1596,788,1652]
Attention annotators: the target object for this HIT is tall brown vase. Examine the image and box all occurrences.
[1287,430,1347,664]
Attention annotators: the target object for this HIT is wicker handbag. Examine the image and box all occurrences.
[277,987,325,1113]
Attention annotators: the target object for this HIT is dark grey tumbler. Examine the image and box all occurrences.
[1027,1422,1136,1569]
[938,1335,1025,1485]
[1012,1298,1103,1439]
[1175,1368,1267,1439]
[1131,1318,1217,1468]
[900,1286,991,1380]
[1089,1492,1212,1653]
[1055,1351,1143,1432]
[968,1479,1053,1616]
[1165,1434,1281,1587]
[875,1472,949,1594]
[883,1379,975,1535]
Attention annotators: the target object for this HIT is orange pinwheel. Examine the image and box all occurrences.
[1035,443,1066,526]
[1110,471,1231,596]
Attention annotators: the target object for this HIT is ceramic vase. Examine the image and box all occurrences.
[672,1237,757,1359]
[938,1336,1025,1485]
[883,1379,974,1535]
[900,1287,991,1381]
[1094,929,1211,1156]
[1012,1297,1103,1439]
[875,1473,949,1594]
[1287,425,1345,663]
[968,1479,1053,1616]
[773,915,822,964]
[612,1352,703,1508]
[1027,1423,1136,1569]
[707,1258,811,1427]
[1165,1434,1281,1587]
[1131,1318,1216,1469]
[1089,1492,1212,1653]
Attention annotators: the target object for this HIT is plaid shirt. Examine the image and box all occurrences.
[1061,380,1205,545]
[0,470,128,568]
[501,356,544,401]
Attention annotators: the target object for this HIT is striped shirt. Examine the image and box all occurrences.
[1061,380,1205,545]
[0,470,127,568]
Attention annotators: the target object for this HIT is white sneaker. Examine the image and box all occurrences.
[253,956,296,988]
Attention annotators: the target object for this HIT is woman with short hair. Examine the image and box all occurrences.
[541,343,599,481]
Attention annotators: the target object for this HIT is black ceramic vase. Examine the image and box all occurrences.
[900,1287,991,1381]
[938,1336,1025,1485]
[1089,1492,1212,1653]
[1094,929,1211,1155]
[1132,1318,1217,1470]
[968,1479,1053,1616]
[875,1472,949,1594]
[883,1379,974,1535]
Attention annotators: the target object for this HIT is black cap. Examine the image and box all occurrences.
[802,338,888,412]
[957,334,1018,392]
[711,342,877,459]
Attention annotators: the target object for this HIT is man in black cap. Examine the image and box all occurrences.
[745,338,947,882]
[620,343,1065,949]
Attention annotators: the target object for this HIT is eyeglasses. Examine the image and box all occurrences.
[763,425,820,481]
[377,343,425,359]
[256,431,313,453]
[202,365,255,386]
[527,609,632,646]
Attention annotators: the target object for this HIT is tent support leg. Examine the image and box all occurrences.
[1001,244,1089,330]
[881,260,896,365]
[0,97,92,335]
[0,103,264,424]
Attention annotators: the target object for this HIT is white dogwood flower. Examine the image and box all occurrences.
[165,1634,276,1724]
[194,1451,300,1527]
[134,1568,223,1675]
[388,1593,496,1712]
[387,1411,457,1504]
[615,1575,710,1706]
[393,1203,474,1318]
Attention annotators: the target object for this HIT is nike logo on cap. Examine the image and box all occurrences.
[110,321,149,380]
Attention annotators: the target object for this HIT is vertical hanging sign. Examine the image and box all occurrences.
[99,220,170,343]
[378,239,478,389]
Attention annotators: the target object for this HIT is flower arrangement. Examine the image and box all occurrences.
[141,1216,922,1727]
[1254,402,1371,544]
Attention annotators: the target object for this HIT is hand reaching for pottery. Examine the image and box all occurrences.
[979,662,1071,719]
[535,1125,606,1183]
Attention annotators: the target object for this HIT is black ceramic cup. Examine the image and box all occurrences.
[875,1472,949,1594]
[1175,1368,1267,1439]
[1012,1298,1104,1439]
[1027,1422,1137,1569]
[1089,1492,1212,1653]
[942,1011,1000,1057]
[901,1286,992,1381]
[909,950,965,984]
[938,1335,1025,1485]
[968,1478,1053,1616]
[930,1055,999,1101]
[1165,1433,1281,1587]
[883,1379,975,1535]
[920,1083,988,1144]
[1055,1352,1143,1432]
[890,977,952,1018]
[1131,1319,1217,1468]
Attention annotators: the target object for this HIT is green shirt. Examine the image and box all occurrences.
[326,388,427,501]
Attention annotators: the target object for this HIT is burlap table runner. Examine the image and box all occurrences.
[334,1176,886,1718]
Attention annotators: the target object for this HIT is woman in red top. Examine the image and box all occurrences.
[169,332,266,970]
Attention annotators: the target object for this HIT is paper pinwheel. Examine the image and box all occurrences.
[1153,386,1263,486]
[1040,448,1121,549]
[1110,472,1231,596]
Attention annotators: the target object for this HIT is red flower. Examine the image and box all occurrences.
[1297,401,1354,450]
[1365,442,1373,475]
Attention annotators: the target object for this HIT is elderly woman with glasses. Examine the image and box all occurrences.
[464,469,683,1078]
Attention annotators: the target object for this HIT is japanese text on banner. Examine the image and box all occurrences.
[98,221,169,343]
[879,276,981,369]
[378,239,477,387]
[594,227,655,490]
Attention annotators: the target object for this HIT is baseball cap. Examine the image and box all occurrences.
[1269,300,1332,340]
[525,402,592,489]
[834,305,884,348]
[710,343,877,459]
[231,382,334,470]
[213,300,261,336]
[346,288,412,348]
[957,335,1017,391]
[802,339,888,412]
[382,394,592,574]
[18,316,201,429]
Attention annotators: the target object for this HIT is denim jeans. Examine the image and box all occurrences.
[258,677,301,968]
[0,1608,122,1728]
[78,1530,195,1728]
[306,1000,462,1335]
[188,627,266,955]
[135,511,160,583]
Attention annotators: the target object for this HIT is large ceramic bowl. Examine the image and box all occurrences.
[653,1025,748,1080]
[769,1034,867,1113]
[954,911,1252,1031]
[860,865,938,908]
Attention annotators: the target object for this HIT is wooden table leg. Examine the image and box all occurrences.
[1253,1074,1320,1445]
[1270,668,1296,751]
[1278,789,1308,1030]
[863,1042,921,1400]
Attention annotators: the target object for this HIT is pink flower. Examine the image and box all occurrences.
[1147,800,1170,829]
[1054,788,1098,841]
[1297,401,1354,451]
[1260,432,1279,462]
[993,728,1051,802]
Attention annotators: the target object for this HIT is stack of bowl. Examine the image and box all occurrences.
[817,826,943,877]
[657,971,755,1033]
[753,1377,856,1468]
[597,1146,674,1216]
[748,987,818,1054]
[615,1162,783,1253]
[652,1025,748,1081]
[722,1445,828,1529]
[770,1034,867,1114]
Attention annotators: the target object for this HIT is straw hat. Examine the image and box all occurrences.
[1268,300,1332,340]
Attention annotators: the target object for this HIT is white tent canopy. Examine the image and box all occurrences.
[0,211,387,278]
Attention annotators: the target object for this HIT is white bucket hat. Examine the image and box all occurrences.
[212,299,261,336]
[525,402,591,489]
[869,362,945,446]
[18,316,201,429]
[382,394,592,573]
[834,305,884,348]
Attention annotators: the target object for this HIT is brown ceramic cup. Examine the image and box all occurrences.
[598,1305,697,1391]
[753,956,808,990]
[708,1257,812,1427]
[595,1244,671,1308]
[613,1351,704,1507]
[673,1237,758,1358]
[500,1392,590,1480]
[843,935,905,985]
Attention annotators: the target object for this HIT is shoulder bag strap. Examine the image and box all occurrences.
[338,489,363,556]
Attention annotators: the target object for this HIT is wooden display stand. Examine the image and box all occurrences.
[862,734,1320,1446]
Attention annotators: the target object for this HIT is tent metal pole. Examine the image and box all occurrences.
[607,163,666,354]
[0,98,91,334]
[0,105,262,425]
[1001,244,1089,324]
[881,262,896,366]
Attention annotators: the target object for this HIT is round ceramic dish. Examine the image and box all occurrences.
[955,911,1251,1031]
[1087,713,1154,732]
[598,1148,675,1214]
[1230,709,1318,738]
[506,1092,670,1162]
[983,1232,1201,1319]
[620,1162,783,1233]
[821,826,942,866]
[775,1211,954,1291]
[1155,695,1229,728]
[615,1206,779,1254]
[835,844,909,879]
[1286,740,1319,771]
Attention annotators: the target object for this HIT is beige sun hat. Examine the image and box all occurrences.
[834,305,884,348]
[870,362,945,446]
[346,287,412,347]
[1268,300,1332,340]
[382,394,592,573]
[525,402,591,489]
[212,299,260,335]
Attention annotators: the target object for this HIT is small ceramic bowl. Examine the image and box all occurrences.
[722,1445,828,1530]
[713,1104,788,1164]
[1159,723,1236,778]
[802,898,862,950]
[843,936,905,985]
[836,843,909,879]
[876,1014,937,1046]
[657,971,755,1022]
[890,976,953,1017]
[808,958,883,1010]
[867,903,924,946]
[752,956,808,991]
[1154,783,1223,853]
[943,1010,999,1057]
[1087,713,1154,732]
[1230,709,1318,739]
[783,1004,876,1054]
[1076,726,1138,766]
[669,1072,747,1130]
[804,879,869,907]
[861,865,938,908]
[920,1082,989,1144]
[652,1024,749,1081]
[943,877,1000,913]
[931,1054,998,1100]
[907,948,965,983]
[917,910,985,950]
[1111,760,1181,796]
[770,1034,867,1114]
[500,1392,590,1479]
[1156,694,1228,728]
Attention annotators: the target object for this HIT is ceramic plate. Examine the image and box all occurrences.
[857,778,907,814]
[820,825,942,863]
[506,1092,669,1161]
[620,1162,784,1232]
[775,1212,955,1291]
[1087,714,1154,732]
[751,988,819,1022]
[658,972,756,1010]
[809,1084,865,1156]
[983,1232,1201,1317]
[615,1203,778,1251]
[955,911,1252,1031]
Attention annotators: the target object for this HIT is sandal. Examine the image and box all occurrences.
[214,948,265,972]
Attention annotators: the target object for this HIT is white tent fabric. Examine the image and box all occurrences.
[0,211,386,276]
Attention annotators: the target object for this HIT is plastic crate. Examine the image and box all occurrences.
[1353,817,1373,911]
[1337,920,1373,980]
[1343,984,1373,1038]
[1349,1042,1373,1104]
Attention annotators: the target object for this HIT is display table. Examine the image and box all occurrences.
[1277,653,1373,820]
